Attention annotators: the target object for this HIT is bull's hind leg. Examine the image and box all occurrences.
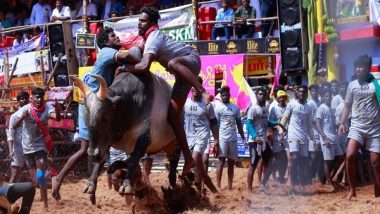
[164,141,181,187]
[120,130,151,194]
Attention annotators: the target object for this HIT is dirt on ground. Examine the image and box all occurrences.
[22,168,380,214]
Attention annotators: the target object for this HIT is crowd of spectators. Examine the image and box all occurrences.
[0,0,198,31]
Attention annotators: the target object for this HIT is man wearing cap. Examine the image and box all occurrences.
[269,89,289,184]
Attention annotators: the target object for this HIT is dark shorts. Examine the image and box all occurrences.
[24,150,47,169]
[249,142,273,165]
[171,49,201,100]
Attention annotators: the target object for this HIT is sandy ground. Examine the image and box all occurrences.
[18,167,380,214]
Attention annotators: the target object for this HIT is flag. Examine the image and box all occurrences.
[270,53,281,98]
[236,77,257,112]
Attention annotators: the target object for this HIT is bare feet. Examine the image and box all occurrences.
[346,190,356,201]
[52,177,62,201]
[181,159,197,178]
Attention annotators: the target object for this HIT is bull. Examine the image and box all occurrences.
[70,71,180,199]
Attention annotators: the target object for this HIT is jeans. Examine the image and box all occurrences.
[211,26,232,40]
[235,24,255,39]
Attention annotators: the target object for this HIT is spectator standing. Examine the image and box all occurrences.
[211,0,234,40]
[213,86,246,190]
[13,88,61,209]
[233,0,256,39]
[50,0,71,22]
[30,0,52,25]
[280,85,316,193]
[269,90,289,184]
[246,87,285,192]
[8,91,30,183]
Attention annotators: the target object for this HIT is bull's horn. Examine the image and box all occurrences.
[69,75,91,97]
[90,74,108,101]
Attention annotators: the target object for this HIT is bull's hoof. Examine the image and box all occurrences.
[83,183,96,194]
[168,171,177,188]
[119,179,133,195]
[90,193,96,205]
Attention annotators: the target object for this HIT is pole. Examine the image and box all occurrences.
[192,0,199,40]
[83,0,88,33]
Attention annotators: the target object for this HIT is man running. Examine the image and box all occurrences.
[214,86,246,190]
[280,85,316,193]
[7,91,30,183]
[52,27,140,201]
[124,7,212,177]
[13,88,61,209]
[338,55,380,200]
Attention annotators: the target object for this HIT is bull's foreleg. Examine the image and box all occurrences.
[119,130,151,194]
[83,160,105,205]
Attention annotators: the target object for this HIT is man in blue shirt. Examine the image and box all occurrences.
[211,0,235,40]
[52,27,140,202]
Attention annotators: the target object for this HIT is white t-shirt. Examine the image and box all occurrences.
[143,29,193,68]
[316,103,336,143]
[214,102,241,142]
[346,79,380,128]
[51,6,71,21]
[184,99,216,146]
[369,0,380,25]
[283,100,313,142]
[17,104,54,154]
[13,38,28,47]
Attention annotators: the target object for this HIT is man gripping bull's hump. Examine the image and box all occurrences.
[122,7,212,177]
[52,27,141,201]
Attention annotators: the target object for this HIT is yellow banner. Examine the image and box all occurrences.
[73,66,93,102]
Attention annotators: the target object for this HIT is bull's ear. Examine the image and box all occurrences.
[109,96,121,107]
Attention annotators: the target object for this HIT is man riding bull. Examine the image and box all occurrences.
[52,27,140,201]
[122,6,212,177]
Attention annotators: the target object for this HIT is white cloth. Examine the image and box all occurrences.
[13,38,28,47]
[30,3,52,24]
[51,6,71,21]
[369,0,380,25]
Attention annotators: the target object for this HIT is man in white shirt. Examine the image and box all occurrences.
[30,0,52,25]
[50,0,71,22]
